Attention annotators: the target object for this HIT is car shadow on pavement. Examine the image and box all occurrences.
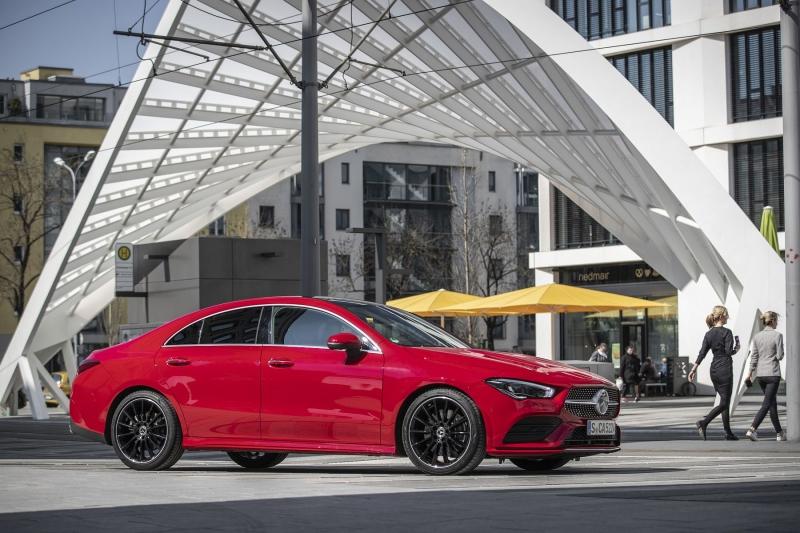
[1,481,797,532]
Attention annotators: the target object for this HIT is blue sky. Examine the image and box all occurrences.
[0,0,167,84]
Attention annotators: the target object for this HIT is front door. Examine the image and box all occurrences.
[622,323,645,359]
[261,306,383,446]
[157,306,264,440]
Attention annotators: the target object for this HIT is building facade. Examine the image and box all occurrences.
[239,142,538,353]
[0,67,126,355]
[534,0,785,373]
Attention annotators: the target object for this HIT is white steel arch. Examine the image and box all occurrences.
[0,0,785,418]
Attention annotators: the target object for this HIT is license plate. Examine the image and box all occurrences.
[586,420,616,436]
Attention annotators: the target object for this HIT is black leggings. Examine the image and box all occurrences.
[702,362,733,433]
[751,377,782,432]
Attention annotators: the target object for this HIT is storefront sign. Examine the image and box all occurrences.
[559,263,664,286]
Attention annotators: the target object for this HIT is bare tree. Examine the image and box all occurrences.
[450,150,518,349]
[0,150,62,319]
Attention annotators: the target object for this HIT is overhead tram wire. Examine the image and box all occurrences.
[3,0,751,124]
[178,0,345,27]
[4,0,469,121]
[0,0,77,32]
[28,0,343,99]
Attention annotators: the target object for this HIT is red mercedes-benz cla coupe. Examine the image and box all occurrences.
[70,297,620,475]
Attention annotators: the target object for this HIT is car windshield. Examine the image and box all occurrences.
[331,300,469,348]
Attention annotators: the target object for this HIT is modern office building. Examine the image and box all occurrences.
[0,67,126,355]
[532,0,784,369]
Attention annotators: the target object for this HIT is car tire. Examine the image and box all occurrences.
[227,452,288,469]
[401,387,485,476]
[110,390,184,471]
[510,457,571,472]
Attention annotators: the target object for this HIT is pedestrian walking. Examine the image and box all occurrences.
[620,345,641,402]
[589,342,610,363]
[688,305,740,441]
[745,311,786,442]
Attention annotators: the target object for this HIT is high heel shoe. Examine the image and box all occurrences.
[696,420,707,441]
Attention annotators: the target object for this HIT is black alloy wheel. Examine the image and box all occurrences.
[227,451,288,469]
[110,390,183,471]
[402,388,485,475]
[510,456,571,472]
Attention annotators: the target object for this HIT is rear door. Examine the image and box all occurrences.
[157,306,263,440]
[261,306,383,446]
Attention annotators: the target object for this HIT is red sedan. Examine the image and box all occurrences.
[70,297,620,475]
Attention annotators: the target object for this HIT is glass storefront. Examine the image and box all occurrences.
[557,263,678,370]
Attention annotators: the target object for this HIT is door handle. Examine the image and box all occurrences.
[166,358,191,367]
[268,359,294,368]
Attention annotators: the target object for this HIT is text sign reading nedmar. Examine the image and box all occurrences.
[115,243,134,293]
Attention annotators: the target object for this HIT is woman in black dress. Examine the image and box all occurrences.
[620,345,641,402]
[688,305,740,440]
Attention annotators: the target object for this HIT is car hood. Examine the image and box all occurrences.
[414,346,613,387]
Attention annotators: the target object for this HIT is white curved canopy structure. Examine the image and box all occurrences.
[0,0,785,418]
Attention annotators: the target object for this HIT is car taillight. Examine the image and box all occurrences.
[77,358,100,374]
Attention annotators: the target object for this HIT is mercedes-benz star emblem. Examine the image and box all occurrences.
[592,389,610,415]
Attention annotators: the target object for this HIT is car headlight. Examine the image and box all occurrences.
[486,378,556,400]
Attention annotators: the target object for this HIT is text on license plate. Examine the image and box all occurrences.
[586,420,616,436]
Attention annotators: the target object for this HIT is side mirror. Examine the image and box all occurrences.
[327,332,364,363]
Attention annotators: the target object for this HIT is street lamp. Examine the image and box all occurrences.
[53,150,95,200]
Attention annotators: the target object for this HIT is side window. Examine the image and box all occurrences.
[257,306,273,344]
[167,321,202,346]
[200,307,262,345]
[273,307,358,348]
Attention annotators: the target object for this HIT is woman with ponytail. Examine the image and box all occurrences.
[744,311,786,442]
[688,305,740,440]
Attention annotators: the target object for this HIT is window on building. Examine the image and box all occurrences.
[336,254,351,277]
[13,144,23,162]
[491,319,506,340]
[549,1,671,41]
[729,0,778,13]
[517,171,538,207]
[36,95,105,121]
[259,205,275,228]
[200,307,262,344]
[488,171,496,192]
[730,26,781,123]
[553,189,620,249]
[13,245,25,264]
[273,307,358,347]
[208,216,226,236]
[12,193,23,215]
[341,162,350,184]
[610,46,674,126]
[363,162,452,203]
[732,138,784,232]
[489,214,503,236]
[0,94,5,115]
[335,209,350,230]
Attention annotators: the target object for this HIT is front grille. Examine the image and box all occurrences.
[564,426,621,447]
[503,416,562,444]
[563,387,620,420]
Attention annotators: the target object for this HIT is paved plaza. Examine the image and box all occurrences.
[0,395,798,532]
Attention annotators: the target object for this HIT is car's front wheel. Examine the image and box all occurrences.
[110,390,184,471]
[227,452,288,469]
[401,388,485,475]
[510,457,571,472]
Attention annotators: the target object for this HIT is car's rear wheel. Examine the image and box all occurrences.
[510,457,571,472]
[227,451,288,469]
[401,388,485,476]
[110,390,183,471]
